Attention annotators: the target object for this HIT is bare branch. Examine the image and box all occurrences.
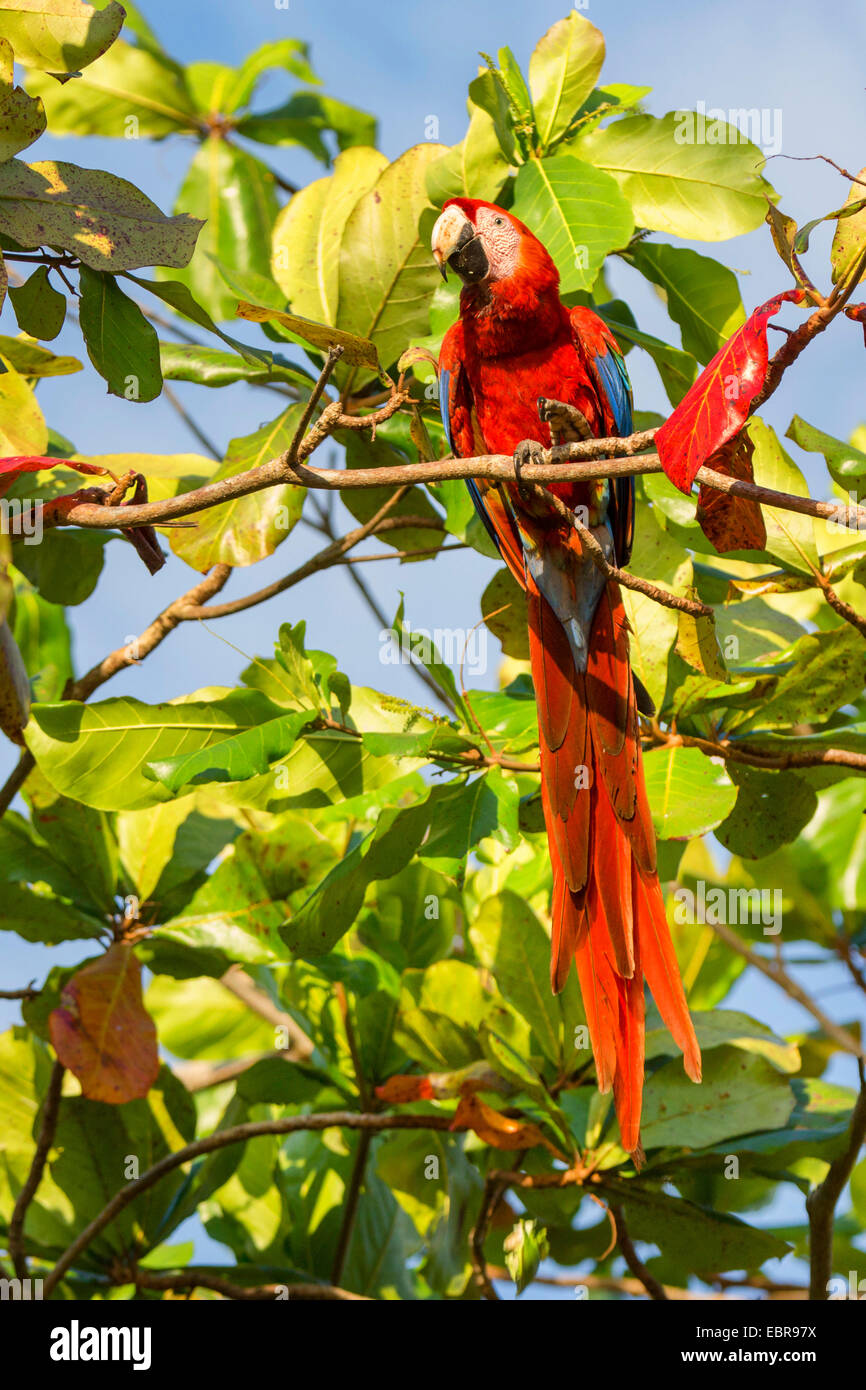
[706,921,865,1060]
[807,1070,866,1300]
[8,1062,65,1280]
[44,1110,457,1297]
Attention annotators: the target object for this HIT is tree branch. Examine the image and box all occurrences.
[130,1267,369,1300]
[706,920,866,1060]
[8,1061,65,1280]
[609,1203,668,1301]
[807,1072,866,1300]
[43,1111,457,1298]
[39,437,866,535]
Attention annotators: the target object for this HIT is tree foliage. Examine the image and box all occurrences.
[1,4,866,1302]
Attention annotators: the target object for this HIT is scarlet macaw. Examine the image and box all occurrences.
[431,199,701,1155]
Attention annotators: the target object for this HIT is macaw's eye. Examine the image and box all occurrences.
[493,216,504,226]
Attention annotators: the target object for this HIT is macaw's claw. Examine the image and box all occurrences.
[537,396,593,445]
[513,437,545,502]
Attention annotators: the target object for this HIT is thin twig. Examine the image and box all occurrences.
[8,1061,65,1280]
[706,921,865,1060]
[219,966,314,1061]
[0,750,35,817]
[609,1204,668,1301]
[162,383,222,461]
[43,1111,457,1297]
[130,1268,368,1300]
[806,1071,866,1300]
[524,480,713,618]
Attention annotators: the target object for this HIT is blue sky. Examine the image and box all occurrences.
[1,0,865,1288]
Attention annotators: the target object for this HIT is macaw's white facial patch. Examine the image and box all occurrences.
[473,206,520,281]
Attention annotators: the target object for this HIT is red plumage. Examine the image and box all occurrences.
[437,198,701,1155]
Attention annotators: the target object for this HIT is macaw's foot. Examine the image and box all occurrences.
[537,397,592,445]
[513,437,545,502]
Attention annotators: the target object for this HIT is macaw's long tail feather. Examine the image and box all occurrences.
[529,575,701,1155]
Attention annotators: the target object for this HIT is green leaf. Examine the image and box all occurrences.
[646,1008,800,1075]
[0,883,105,943]
[146,975,275,1061]
[159,341,313,391]
[0,1028,76,1255]
[600,313,697,405]
[390,595,471,724]
[25,688,289,811]
[25,36,198,137]
[629,242,745,364]
[235,299,380,372]
[50,1068,196,1256]
[0,332,80,376]
[7,264,65,339]
[393,1007,482,1071]
[238,91,376,157]
[785,414,866,489]
[13,528,109,606]
[78,266,161,401]
[641,1048,795,1150]
[733,625,866,733]
[511,154,633,294]
[0,0,124,75]
[271,145,387,327]
[831,166,866,288]
[528,12,605,149]
[0,350,47,452]
[157,836,291,966]
[504,1217,549,1295]
[122,271,272,366]
[117,798,238,908]
[642,745,736,839]
[716,766,818,859]
[470,890,583,1068]
[620,503,691,706]
[425,99,511,206]
[221,38,320,112]
[169,403,306,570]
[569,112,772,240]
[611,1187,790,1273]
[0,159,203,271]
[9,566,71,701]
[281,799,431,958]
[24,766,117,912]
[146,708,319,794]
[481,566,529,660]
[337,143,447,387]
[745,417,819,574]
[340,430,444,559]
[796,778,866,911]
[164,140,279,321]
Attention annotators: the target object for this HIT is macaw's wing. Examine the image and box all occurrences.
[439,323,525,584]
[570,307,635,566]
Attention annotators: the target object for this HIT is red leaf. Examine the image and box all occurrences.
[375,1075,435,1104]
[49,944,159,1104]
[655,289,805,494]
[846,302,866,347]
[0,455,109,500]
[696,430,767,553]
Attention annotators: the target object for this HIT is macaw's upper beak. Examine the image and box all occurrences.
[431,206,489,284]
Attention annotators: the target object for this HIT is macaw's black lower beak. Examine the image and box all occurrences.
[448,223,489,284]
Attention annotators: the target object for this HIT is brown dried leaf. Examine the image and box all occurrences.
[697,430,767,554]
[49,943,159,1103]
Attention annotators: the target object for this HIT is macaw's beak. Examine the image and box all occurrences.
[431,206,489,284]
